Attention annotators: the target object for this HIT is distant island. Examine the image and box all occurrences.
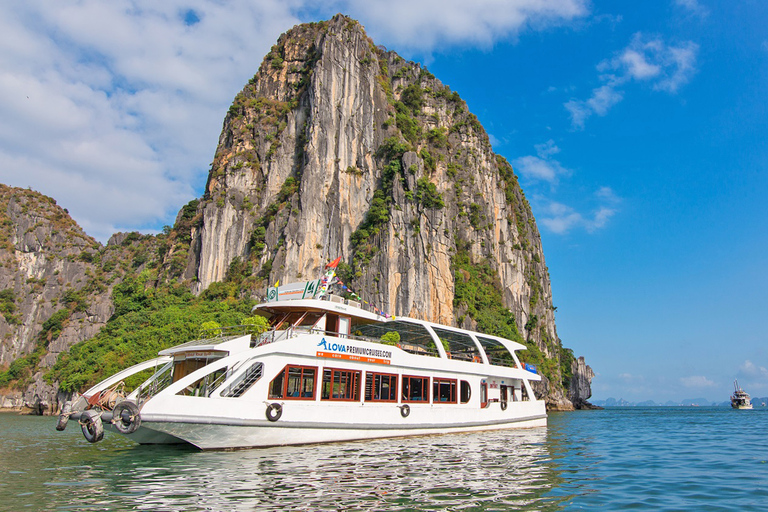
[592,397,768,407]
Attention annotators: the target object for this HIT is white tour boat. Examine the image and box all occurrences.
[56,277,547,450]
[730,380,753,410]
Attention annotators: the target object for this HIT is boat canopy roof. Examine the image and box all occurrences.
[252,297,384,323]
[252,290,528,366]
[158,334,252,357]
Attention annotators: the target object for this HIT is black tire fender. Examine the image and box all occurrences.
[266,402,283,422]
[400,404,410,418]
[80,409,104,443]
[56,401,72,431]
[112,400,141,434]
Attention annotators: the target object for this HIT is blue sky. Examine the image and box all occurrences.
[0,1,766,403]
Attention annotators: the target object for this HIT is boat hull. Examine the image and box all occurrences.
[130,412,547,450]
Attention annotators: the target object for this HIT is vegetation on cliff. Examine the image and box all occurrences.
[49,270,259,392]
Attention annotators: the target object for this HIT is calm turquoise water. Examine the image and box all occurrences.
[1,407,767,511]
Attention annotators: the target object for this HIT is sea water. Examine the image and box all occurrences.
[1,407,767,511]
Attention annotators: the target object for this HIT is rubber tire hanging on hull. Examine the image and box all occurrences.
[80,409,104,443]
[56,401,72,431]
[501,401,508,411]
[266,403,283,422]
[400,404,410,418]
[112,400,141,434]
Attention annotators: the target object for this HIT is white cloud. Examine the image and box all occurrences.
[538,187,620,234]
[619,49,661,80]
[512,140,570,185]
[654,42,698,93]
[680,375,716,388]
[513,141,621,234]
[595,186,621,203]
[0,0,307,241]
[0,1,592,242]
[740,360,768,378]
[540,201,617,234]
[337,0,589,53]
[565,33,698,129]
[675,0,708,18]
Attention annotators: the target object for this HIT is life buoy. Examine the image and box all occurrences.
[501,400,508,411]
[56,401,72,431]
[112,400,141,434]
[400,404,410,418]
[266,402,283,422]
[80,409,104,443]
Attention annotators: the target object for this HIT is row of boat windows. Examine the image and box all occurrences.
[174,361,528,404]
[267,364,474,404]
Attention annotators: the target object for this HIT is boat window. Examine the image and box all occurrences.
[365,372,398,402]
[356,321,439,357]
[220,361,264,398]
[475,336,516,367]
[297,312,324,328]
[402,375,430,403]
[480,382,488,408]
[268,365,317,400]
[321,368,361,401]
[460,380,471,403]
[273,312,305,330]
[431,327,482,362]
[433,378,457,403]
[176,366,228,397]
[171,352,226,383]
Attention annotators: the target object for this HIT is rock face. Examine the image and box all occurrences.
[0,186,107,412]
[177,15,591,407]
[569,356,598,409]
[0,185,159,413]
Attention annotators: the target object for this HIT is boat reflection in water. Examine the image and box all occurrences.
[38,426,564,511]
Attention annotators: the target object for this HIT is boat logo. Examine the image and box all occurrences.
[317,338,347,353]
[317,338,393,361]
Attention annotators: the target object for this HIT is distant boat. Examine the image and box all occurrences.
[730,380,753,410]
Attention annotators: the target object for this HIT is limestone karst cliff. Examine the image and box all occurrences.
[0,185,161,411]
[0,14,594,412]
[165,14,590,409]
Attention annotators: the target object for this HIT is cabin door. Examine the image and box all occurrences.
[326,315,339,335]
[338,316,350,338]
[480,382,488,408]
[500,385,508,410]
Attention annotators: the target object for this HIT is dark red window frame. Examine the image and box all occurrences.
[321,367,362,401]
[480,381,488,408]
[365,372,399,402]
[268,365,317,400]
[432,378,457,404]
[402,375,430,403]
